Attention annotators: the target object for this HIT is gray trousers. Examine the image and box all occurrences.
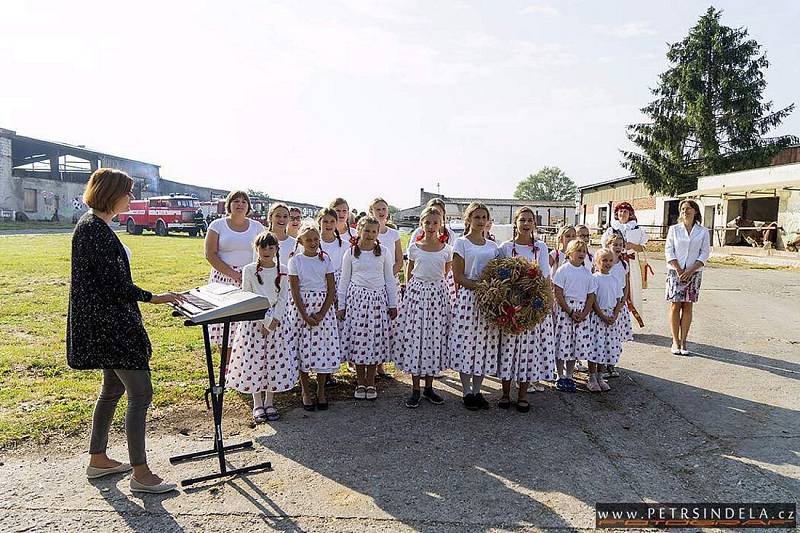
[88,369,152,466]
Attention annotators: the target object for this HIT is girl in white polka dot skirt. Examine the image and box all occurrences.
[394,207,453,408]
[552,239,596,393]
[497,207,556,412]
[227,231,295,423]
[287,222,341,411]
[336,216,398,401]
[448,202,500,411]
[588,249,624,392]
[549,225,576,273]
[606,233,633,379]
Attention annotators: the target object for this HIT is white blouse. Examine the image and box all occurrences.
[498,240,550,279]
[208,218,264,267]
[453,237,499,281]
[277,235,297,263]
[602,220,649,251]
[593,272,620,309]
[337,245,398,310]
[287,253,335,292]
[609,261,628,298]
[407,242,453,282]
[379,227,402,268]
[321,236,348,272]
[665,222,711,270]
[553,262,597,301]
[241,262,289,324]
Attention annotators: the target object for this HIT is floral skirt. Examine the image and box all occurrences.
[208,266,242,347]
[393,278,450,376]
[552,298,594,361]
[286,290,342,373]
[340,285,393,365]
[447,288,499,376]
[665,269,703,303]
[226,320,297,393]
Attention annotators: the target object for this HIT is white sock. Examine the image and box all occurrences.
[459,372,472,396]
[566,360,576,379]
[252,392,264,409]
[556,359,565,379]
[472,375,485,395]
[264,390,275,408]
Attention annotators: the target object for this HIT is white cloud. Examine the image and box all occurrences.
[593,21,657,39]
[520,3,560,16]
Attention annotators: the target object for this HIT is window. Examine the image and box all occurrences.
[24,188,37,212]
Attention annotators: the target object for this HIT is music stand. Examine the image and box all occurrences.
[169,308,273,487]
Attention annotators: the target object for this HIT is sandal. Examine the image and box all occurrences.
[252,406,268,424]
[555,378,569,392]
[516,399,530,413]
[264,406,280,421]
[354,385,367,400]
[365,386,378,401]
[498,396,511,409]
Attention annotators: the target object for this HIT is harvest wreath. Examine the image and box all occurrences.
[474,256,553,334]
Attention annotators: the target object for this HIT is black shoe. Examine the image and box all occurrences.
[463,393,479,411]
[325,377,338,387]
[422,387,444,405]
[474,393,490,410]
[498,396,511,409]
[405,391,421,408]
[316,401,329,411]
[302,401,316,412]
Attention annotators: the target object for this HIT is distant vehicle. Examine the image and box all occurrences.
[119,194,202,237]
[199,197,270,227]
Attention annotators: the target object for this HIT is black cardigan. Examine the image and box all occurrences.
[66,213,153,370]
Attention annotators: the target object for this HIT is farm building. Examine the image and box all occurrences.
[395,188,575,228]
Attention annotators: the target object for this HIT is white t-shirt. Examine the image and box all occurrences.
[453,237,499,281]
[498,240,550,279]
[277,235,297,264]
[287,253,335,292]
[407,227,452,252]
[407,242,453,282]
[609,261,628,298]
[337,245,398,309]
[593,272,620,309]
[208,218,264,267]
[320,236,348,272]
[379,227,401,268]
[553,262,596,301]
[241,262,289,322]
[583,246,595,273]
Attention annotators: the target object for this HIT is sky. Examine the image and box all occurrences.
[1,0,798,211]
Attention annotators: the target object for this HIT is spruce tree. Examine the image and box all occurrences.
[622,7,796,196]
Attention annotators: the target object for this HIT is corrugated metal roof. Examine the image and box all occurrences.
[577,175,638,191]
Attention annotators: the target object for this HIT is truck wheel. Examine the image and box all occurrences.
[188,229,198,238]
[126,218,135,234]
[156,220,169,237]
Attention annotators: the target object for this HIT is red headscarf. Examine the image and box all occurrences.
[613,202,637,221]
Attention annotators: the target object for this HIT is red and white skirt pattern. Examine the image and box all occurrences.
[226,319,297,393]
[447,288,499,376]
[340,285,393,365]
[498,314,556,382]
[589,307,622,365]
[553,298,594,361]
[208,266,242,347]
[393,278,450,376]
[286,290,341,373]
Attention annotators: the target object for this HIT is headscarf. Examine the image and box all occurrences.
[613,202,637,221]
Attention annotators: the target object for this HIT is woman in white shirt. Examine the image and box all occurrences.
[602,202,648,325]
[664,199,710,355]
[205,191,265,347]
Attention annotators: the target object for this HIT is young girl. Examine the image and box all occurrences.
[605,233,634,378]
[368,198,404,379]
[588,249,624,392]
[336,216,398,401]
[317,208,348,287]
[549,225,576,273]
[329,197,356,243]
[575,224,594,272]
[287,207,302,238]
[227,231,295,422]
[497,207,556,411]
[287,221,341,411]
[552,239,596,392]
[448,202,500,410]
[267,203,297,261]
[410,198,454,302]
[394,207,452,408]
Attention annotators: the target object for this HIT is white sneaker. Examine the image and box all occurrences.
[130,477,177,494]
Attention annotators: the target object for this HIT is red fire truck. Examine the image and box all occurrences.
[119,195,203,237]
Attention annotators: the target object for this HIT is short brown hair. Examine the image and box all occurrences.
[83,168,133,213]
[225,190,252,215]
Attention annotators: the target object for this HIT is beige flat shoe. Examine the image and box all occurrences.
[130,476,178,494]
[86,463,132,479]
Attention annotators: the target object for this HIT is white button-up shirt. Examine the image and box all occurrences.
[665,222,711,270]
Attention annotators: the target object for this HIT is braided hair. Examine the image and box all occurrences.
[317,207,342,247]
[253,231,283,292]
[352,216,382,258]
[510,206,538,258]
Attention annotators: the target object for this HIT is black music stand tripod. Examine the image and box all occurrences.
[169,310,272,486]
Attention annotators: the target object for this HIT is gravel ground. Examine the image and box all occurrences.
[1,262,798,532]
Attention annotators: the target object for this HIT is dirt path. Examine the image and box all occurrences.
[1,264,798,532]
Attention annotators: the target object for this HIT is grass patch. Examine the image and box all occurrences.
[0,221,75,231]
[707,255,800,272]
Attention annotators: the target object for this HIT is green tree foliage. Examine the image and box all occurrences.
[514,166,577,201]
[623,7,796,196]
